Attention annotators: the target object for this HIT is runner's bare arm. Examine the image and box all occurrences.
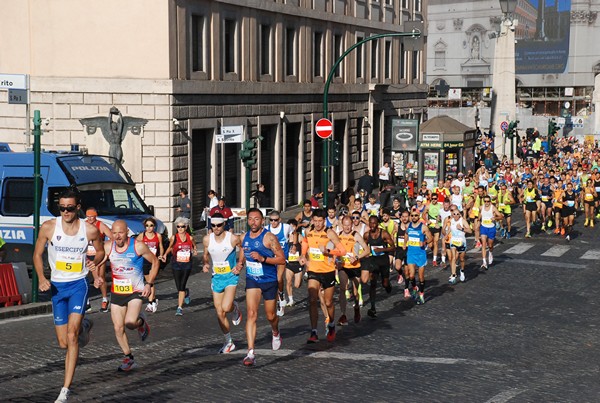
[265,232,286,265]
[325,229,346,257]
[33,220,54,292]
[202,235,211,273]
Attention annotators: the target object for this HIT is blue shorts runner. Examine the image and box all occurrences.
[480,225,496,240]
[245,278,278,300]
[211,272,239,293]
[51,277,89,326]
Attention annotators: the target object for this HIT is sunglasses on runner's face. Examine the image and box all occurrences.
[213,223,225,228]
[59,205,77,212]
[177,225,187,228]
[270,218,279,222]
[145,224,155,227]
[352,216,361,219]
[410,214,420,217]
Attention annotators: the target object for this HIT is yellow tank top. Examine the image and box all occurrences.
[304,230,335,273]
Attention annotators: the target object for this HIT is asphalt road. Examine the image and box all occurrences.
[1,212,599,402]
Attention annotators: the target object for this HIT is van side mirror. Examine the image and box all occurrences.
[148,205,155,215]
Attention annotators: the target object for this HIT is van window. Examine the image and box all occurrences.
[48,186,149,217]
[1,178,42,217]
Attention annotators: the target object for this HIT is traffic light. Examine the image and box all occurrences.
[547,120,559,137]
[331,140,341,166]
[239,139,257,168]
[505,120,519,139]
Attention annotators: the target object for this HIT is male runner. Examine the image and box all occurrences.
[423,194,442,266]
[102,220,159,372]
[404,209,433,305]
[202,213,244,354]
[242,208,286,366]
[85,207,113,312]
[33,189,104,403]
[363,216,395,318]
[266,210,293,316]
[479,196,503,270]
[394,210,411,296]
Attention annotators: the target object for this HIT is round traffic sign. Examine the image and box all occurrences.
[500,121,509,132]
[315,118,333,139]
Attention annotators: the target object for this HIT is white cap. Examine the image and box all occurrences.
[416,195,424,202]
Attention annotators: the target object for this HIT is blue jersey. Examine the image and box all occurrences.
[406,223,427,267]
[243,228,277,283]
[109,238,145,294]
[267,223,290,258]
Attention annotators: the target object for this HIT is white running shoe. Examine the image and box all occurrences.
[152,300,158,313]
[286,297,294,307]
[488,251,494,265]
[145,302,153,312]
[231,301,242,326]
[55,387,69,403]
[276,300,285,317]
[219,341,236,354]
[448,274,457,285]
[459,270,465,282]
[272,332,282,350]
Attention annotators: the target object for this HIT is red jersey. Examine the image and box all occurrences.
[142,232,160,256]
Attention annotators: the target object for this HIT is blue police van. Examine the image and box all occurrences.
[0,144,167,265]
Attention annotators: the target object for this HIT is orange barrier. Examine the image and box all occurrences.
[0,263,22,307]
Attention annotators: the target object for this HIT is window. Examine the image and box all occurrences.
[400,42,406,80]
[333,34,343,78]
[412,50,420,81]
[191,15,207,73]
[384,40,392,79]
[356,35,364,78]
[402,0,409,9]
[285,28,297,76]
[1,178,39,217]
[313,31,323,77]
[415,0,421,12]
[371,39,379,79]
[435,50,445,68]
[260,24,273,75]
[224,19,237,74]
[357,118,364,162]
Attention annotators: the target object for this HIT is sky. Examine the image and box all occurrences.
[526,0,571,12]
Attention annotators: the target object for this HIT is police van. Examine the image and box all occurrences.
[0,144,167,265]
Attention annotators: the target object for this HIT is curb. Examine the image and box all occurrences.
[0,302,53,320]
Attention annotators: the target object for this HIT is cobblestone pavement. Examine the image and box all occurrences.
[1,215,600,402]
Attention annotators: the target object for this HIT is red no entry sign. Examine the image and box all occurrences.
[315,118,333,139]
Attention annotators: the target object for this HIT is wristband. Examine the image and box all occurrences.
[147,283,154,287]
[262,256,267,263]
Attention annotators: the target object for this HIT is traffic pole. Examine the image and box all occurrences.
[32,110,42,303]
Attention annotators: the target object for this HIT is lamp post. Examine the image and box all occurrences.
[491,0,517,160]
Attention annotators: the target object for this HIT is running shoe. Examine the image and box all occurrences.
[307,330,319,344]
[449,274,457,285]
[345,289,351,300]
[354,306,361,324]
[100,300,110,313]
[78,318,93,348]
[553,228,560,235]
[175,306,183,316]
[145,302,153,313]
[231,301,242,325]
[243,354,256,367]
[137,313,150,342]
[326,325,336,342]
[118,357,137,372]
[488,251,494,265]
[566,234,570,241]
[219,341,236,354]
[560,228,565,236]
[411,287,419,301]
[459,270,465,282]
[367,308,377,318]
[475,241,482,249]
[337,314,348,326]
[384,282,392,294]
[397,275,404,285]
[404,288,410,299]
[85,300,92,313]
[506,232,511,239]
[548,219,553,228]
[541,224,546,231]
[277,299,285,317]
[152,299,158,312]
[481,264,488,271]
[417,293,425,305]
[585,219,589,227]
[335,273,340,284]
[272,331,282,350]
[55,387,70,403]
[432,260,438,267]
[184,288,190,305]
[500,228,506,238]
[286,297,295,307]
[591,220,595,228]
[525,232,531,238]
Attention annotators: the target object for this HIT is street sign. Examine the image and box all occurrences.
[0,74,27,89]
[315,118,333,139]
[8,88,27,105]
[216,125,243,143]
[500,121,509,132]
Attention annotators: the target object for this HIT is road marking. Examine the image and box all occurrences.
[540,245,570,257]
[496,257,585,269]
[484,388,525,403]
[229,349,502,367]
[580,250,600,260]
[503,243,534,255]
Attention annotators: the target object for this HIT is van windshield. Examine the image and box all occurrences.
[48,186,150,217]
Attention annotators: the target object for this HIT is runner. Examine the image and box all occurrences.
[538,176,553,231]
[423,194,442,266]
[202,213,244,354]
[266,210,293,316]
[466,186,486,247]
[404,209,432,305]
[582,179,597,227]
[394,210,411,295]
[242,208,286,366]
[560,182,577,241]
[337,216,370,325]
[284,218,303,306]
[102,220,158,372]
[299,209,346,343]
[438,199,453,268]
[552,179,565,235]
[351,210,368,236]
[364,194,381,217]
[85,207,113,312]
[363,215,394,318]
[443,207,471,284]
[325,206,340,230]
[479,196,504,270]
[295,200,314,236]
[136,217,164,313]
[497,181,515,238]
[33,189,104,403]
[161,217,197,315]
[520,180,540,238]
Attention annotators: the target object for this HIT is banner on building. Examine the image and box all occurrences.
[391,119,419,152]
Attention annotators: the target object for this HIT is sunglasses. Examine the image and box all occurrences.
[86,216,96,219]
[452,213,461,216]
[145,224,155,227]
[59,205,77,212]
[410,214,420,217]
[213,223,225,228]
[270,218,280,222]
[352,216,361,219]
[176,225,187,228]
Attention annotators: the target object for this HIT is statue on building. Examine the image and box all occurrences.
[79,106,148,165]
[471,36,481,60]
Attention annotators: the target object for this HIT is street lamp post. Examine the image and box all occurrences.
[491,0,518,160]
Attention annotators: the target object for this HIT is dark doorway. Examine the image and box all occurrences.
[285,123,301,208]
[372,111,382,177]
[191,129,213,229]
[260,125,277,205]
[222,142,241,206]
[313,134,324,195]
[333,119,346,195]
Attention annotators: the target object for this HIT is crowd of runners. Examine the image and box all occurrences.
[34,133,600,402]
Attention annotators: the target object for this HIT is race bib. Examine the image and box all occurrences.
[566,200,575,207]
[56,260,83,273]
[370,209,378,216]
[176,250,191,263]
[247,261,264,277]
[371,246,385,256]
[309,247,325,262]
[86,245,96,256]
[498,203,505,208]
[542,196,549,202]
[213,260,231,274]
[341,253,354,264]
[451,239,463,247]
[397,238,405,247]
[585,194,594,201]
[595,187,600,193]
[482,219,493,226]
[288,252,299,262]
[112,278,133,295]
[526,197,534,203]
[149,246,157,255]
[407,237,420,247]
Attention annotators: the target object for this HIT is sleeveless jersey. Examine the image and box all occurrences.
[439,208,452,226]
[109,238,145,295]
[338,231,361,269]
[540,184,552,203]
[481,204,495,228]
[524,188,537,203]
[450,193,463,211]
[449,218,467,247]
[243,229,277,282]
[304,229,335,273]
[86,220,103,257]
[498,190,512,213]
[406,223,426,259]
[142,232,160,257]
[208,232,237,275]
[427,203,441,228]
[171,233,194,270]
[395,223,408,248]
[379,219,395,236]
[366,229,388,258]
[267,223,290,257]
[564,191,576,208]
[48,217,89,283]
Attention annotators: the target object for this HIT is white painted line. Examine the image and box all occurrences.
[498,258,584,269]
[503,243,534,255]
[484,388,525,403]
[580,250,600,260]
[540,245,570,257]
[0,313,52,325]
